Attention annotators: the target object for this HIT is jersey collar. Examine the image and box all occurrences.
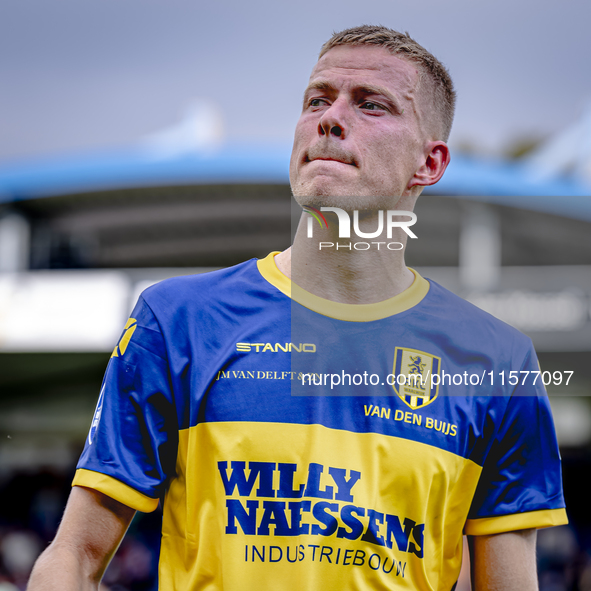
[257,251,430,322]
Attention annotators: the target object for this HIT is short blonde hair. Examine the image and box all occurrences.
[320,25,456,141]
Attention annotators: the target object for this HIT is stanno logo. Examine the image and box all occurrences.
[236,342,316,353]
[111,318,137,358]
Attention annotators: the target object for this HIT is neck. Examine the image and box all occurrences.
[275,212,415,304]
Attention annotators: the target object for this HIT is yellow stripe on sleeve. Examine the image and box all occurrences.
[465,508,568,536]
[72,468,160,513]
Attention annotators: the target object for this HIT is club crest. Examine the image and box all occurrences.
[392,347,441,410]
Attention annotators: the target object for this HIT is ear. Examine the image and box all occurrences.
[408,141,450,188]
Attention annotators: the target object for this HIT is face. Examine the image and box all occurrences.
[290,45,434,210]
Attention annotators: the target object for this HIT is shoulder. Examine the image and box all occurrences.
[140,257,263,311]
[420,277,534,359]
[129,256,288,342]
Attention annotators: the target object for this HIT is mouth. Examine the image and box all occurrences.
[304,154,358,167]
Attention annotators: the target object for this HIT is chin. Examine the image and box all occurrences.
[292,186,399,213]
[293,179,355,207]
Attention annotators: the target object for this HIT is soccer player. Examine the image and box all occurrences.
[28,26,567,590]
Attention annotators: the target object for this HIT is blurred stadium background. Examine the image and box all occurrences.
[1,1,590,589]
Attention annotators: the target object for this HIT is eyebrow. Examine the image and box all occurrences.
[302,80,336,106]
[303,80,402,112]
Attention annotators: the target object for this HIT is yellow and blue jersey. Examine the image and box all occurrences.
[74,252,567,590]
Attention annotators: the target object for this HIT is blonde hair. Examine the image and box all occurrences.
[320,25,456,141]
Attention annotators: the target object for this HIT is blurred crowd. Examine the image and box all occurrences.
[0,467,160,590]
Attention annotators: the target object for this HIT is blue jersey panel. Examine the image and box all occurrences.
[78,298,178,500]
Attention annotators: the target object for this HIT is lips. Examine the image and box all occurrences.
[304,150,357,167]
[311,157,353,165]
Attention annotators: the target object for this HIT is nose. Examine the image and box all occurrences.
[318,99,348,139]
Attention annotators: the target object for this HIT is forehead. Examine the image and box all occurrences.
[308,45,419,94]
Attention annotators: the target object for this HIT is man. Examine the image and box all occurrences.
[28,25,567,590]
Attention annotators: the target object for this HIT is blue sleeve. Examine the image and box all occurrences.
[466,345,567,534]
[74,296,178,512]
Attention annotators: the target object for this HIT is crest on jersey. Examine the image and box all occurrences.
[392,347,441,410]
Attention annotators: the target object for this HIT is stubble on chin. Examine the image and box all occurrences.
[292,173,365,210]
[290,166,408,212]
[292,182,404,213]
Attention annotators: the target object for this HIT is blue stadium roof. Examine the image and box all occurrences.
[0,142,589,220]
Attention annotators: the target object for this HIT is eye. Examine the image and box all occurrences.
[309,98,328,108]
[360,101,385,111]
